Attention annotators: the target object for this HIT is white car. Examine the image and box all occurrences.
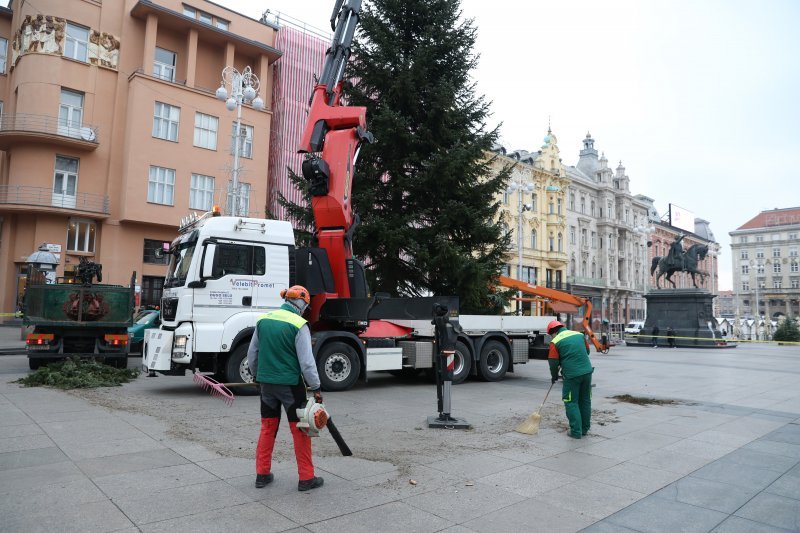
[624,321,645,335]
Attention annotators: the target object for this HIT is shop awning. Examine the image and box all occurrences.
[547,301,579,314]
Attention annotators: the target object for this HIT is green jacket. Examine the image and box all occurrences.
[254,304,308,385]
[548,328,592,380]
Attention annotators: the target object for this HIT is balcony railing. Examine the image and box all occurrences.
[0,185,109,214]
[0,113,99,146]
[568,276,606,287]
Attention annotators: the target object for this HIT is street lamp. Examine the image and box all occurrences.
[507,174,533,315]
[216,65,264,217]
[707,245,719,314]
[634,225,655,318]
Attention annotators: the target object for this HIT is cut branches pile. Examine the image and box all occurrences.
[13,358,139,389]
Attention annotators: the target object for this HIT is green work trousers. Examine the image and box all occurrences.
[562,372,592,438]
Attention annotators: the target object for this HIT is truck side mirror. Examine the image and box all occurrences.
[201,243,217,279]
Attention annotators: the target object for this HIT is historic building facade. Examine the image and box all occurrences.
[489,129,569,313]
[729,207,800,320]
[0,0,281,317]
[564,133,652,330]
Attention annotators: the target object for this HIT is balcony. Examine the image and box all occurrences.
[569,276,606,288]
[0,185,109,216]
[0,114,100,151]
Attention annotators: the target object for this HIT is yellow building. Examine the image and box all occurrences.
[490,129,569,314]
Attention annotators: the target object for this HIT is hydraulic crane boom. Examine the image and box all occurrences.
[298,0,374,308]
[498,276,610,354]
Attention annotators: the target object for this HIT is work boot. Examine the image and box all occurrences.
[254,473,274,488]
[298,476,324,491]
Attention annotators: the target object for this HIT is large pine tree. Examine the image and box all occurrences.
[344,0,511,313]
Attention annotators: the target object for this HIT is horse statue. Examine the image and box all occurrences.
[650,243,708,289]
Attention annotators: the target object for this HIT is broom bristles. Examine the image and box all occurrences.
[514,412,541,435]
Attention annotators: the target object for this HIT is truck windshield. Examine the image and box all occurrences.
[164,231,198,288]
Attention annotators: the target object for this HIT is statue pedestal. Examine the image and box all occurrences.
[639,289,722,347]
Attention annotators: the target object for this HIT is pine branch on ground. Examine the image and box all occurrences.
[13,358,140,389]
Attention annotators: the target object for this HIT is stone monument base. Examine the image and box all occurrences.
[639,289,727,348]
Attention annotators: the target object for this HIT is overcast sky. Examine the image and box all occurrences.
[220,0,800,291]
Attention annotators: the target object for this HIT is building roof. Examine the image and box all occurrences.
[737,207,800,230]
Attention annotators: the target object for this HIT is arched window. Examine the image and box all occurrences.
[591,261,596,278]
[581,260,587,277]
[557,233,563,252]
[548,233,554,252]
[530,229,537,249]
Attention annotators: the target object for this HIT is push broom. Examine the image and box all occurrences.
[515,380,556,435]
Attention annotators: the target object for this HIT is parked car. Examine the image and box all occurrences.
[624,321,645,336]
[128,309,160,354]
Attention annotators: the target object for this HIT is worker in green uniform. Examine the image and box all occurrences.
[547,320,593,439]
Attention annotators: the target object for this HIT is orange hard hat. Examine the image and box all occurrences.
[280,285,310,305]
[547,320,565,334]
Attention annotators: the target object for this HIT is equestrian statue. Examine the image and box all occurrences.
[650,234,708,289]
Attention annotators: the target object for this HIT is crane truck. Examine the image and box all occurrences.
[143,0,607,392]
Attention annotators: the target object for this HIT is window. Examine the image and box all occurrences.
[153,102,180,141]
[773,262,781,274]
[756,249,764,259]
[194,112,218,150]
[199,11,213,24]
[183,6,196,17]
[773,248,781,258]
[740,250,749,259]
[741,265,749,275]
[154,47,176,82]
[792,278,800,289]
[557,233,563,252]
[227,182,251,216]
[141,276,164,307]
[742,281,749,291]
[148,166,175,205]
[530,229,537,249]
[143,239,169,264]
[790,233,798,240]
[581,229,587,246]
[58,89,84,138]
[791,248,798,257]
[502,189,509,205]
[580,197,585,214]
[569,193,575,211]
[53,155,79,209]
[591,232,597,248]
[756,236,764,242]
[216,19,230,30]
[64,23,89,62]
[569,226,575,245]
[232,123,254,158]
[591,200,596,217]
[557,198,562,215]
[548,199,554,214]
[190,173,215,210]
[757,264,765,275]
[792,261,799,273]
[67,219,96,252]
[548,233,554,252]
[211,244,266,278]
[773,279,781,289]
[531,193,537,211]
[0,37,7,73]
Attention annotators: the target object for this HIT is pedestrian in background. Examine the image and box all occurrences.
[652,325,660,347]
[667,326,676,348]
[247,285,324,492]
[547,321,593,439]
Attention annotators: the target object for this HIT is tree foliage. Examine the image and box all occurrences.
[773,317,800,343]
[343,0,511,313]
[14,358,139,389]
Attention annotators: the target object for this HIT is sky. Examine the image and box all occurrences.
[218,0,800,291]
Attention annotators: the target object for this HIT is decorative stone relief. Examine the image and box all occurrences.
[11,14,120,72]
[89,30,120,69]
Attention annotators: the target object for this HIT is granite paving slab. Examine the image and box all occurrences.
[733,491,800,531]
[76,447,189,478]
[463,497,596,533]
[404,480,526,523]
[140,501,299,533]
[93,462,220,500]
[477,463,579,498]
[587,461,683,494]
[0,446,68,471]
[602,494,729,533]
[305,501,452,533]
[652,475,762,514]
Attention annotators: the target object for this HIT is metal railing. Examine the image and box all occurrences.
[568,276,606,287]
[0,185,109,214]
[0,113,99,144]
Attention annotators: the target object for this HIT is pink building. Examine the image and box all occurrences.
[0,0,281,317]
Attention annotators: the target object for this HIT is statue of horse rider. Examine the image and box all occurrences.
[668,234,686,271]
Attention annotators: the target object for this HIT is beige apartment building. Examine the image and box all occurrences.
[0,0,280,316]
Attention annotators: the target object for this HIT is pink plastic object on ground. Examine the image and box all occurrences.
[193,373,235,406]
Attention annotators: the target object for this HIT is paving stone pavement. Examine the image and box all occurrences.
[1,325,799,532]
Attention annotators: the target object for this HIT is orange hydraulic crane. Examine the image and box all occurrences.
[498,276,610,354]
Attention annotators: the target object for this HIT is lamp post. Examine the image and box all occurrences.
[634,225,655,319]
[507,173,533,315]
[216,66,264,217]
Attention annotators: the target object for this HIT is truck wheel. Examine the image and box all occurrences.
[452,340,471,385]
[224,344,259,396]
[317,341,360,392]
[478,340,509,382]
[29,358,41,370]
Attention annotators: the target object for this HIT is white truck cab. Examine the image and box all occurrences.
[144,211,295,381]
